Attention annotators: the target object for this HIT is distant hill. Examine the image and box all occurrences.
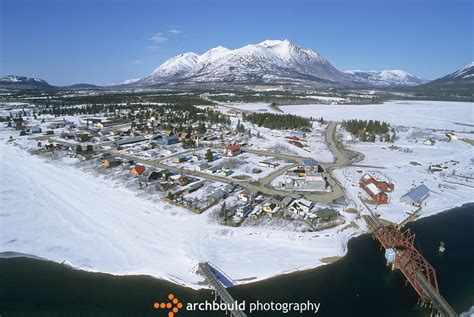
[0,75,52,89]
[63,83,100,89]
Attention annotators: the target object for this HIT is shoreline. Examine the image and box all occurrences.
[2,202,472,291]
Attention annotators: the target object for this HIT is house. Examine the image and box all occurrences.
[176,175,191,186]
[289,199,314,215]
[30,126,42,134]
[360,174,394,192]
[303,159,323,173]
[131,165,146,176]
[287,167,306,177]
[157,169,172,181]
[259,160,280,168]
[445,132,459,141]
[239,190,259,203]
[208,189,225,202]
[204,166,220,174]
[362,183,388,205]
[206,185,217,195]
[423,139,435,146]
[186,181,204,194]
[112,136,146,147]
[75,132,91,142]
[400,184,430,206]
[172,155,187,164]
[225,144,241,157]
[103,157,122,168]
[223,184,235,194]
[262,200,280,214]
[279,196,293,208]
[177,131,189,139]
[217,168,233,177]
[236,205,253,218]
[289,140,304,148]
[195,162,210,172]
[158,135,179,145]
[81,117,103,126]
[140,170,160,182]
[248,206,263,220]
[124,160,136,167]
[315,208,339,222]
[429,164,443,172]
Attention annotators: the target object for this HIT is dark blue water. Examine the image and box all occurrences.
[0,204,472,316]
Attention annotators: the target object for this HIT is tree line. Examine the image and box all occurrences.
[242,112,311,130]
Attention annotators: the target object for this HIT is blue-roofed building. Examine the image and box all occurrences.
[400,184,430,206]
[303,158,318,167]
[157,135,179,145]
[302,158,324,173]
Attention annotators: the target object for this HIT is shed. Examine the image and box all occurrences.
[400,184,430,206]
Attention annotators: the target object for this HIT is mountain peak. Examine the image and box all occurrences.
[133,40,424,87]
[258,39,292,47]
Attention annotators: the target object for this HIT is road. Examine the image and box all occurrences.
[39,121,354,204]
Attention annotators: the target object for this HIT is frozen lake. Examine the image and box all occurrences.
[229,100,474,131]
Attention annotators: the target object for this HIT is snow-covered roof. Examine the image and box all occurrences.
[366,183,381,195]
[401,184,430,203]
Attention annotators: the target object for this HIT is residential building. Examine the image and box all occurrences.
[225,144,241,157]
[131,165,146,176]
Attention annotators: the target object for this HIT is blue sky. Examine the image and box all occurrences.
[1,0,472,85]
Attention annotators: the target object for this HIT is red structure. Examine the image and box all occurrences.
[372,224,439,300]
[360,174,395,192]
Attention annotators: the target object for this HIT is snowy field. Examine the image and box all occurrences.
[277,100,474,131]
[0,132,360,289]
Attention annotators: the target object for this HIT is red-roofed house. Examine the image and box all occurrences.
[131,165,146,176]
[225,144,241,157]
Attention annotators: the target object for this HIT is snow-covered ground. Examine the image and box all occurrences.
[0,132,361,289]
[333,134,473,223]
[1,99,472,291]
[272,100,473,224]
[277,100,474,131]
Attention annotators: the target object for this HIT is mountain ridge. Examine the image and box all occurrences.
[133,39,425,87]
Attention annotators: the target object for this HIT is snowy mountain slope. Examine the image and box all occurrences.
[134,40,353,86]
[133,39,425,87]
[426,62,474,86]
[344,69,427,86]
[0,75,52,89]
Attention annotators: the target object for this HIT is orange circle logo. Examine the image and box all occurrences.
[154,293,183,317]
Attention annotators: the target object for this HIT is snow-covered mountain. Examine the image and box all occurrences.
[344,69,427,86]
[134,39,353,86]
[0,75,51,89]
[133,40,425,87]
[427,62,474,86]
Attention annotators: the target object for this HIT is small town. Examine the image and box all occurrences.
[1,1,473,316]
[2,98,472,239]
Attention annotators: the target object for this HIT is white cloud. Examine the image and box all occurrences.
[149,33,168,43]
[169,28,182,35]
[131,59,144,65]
